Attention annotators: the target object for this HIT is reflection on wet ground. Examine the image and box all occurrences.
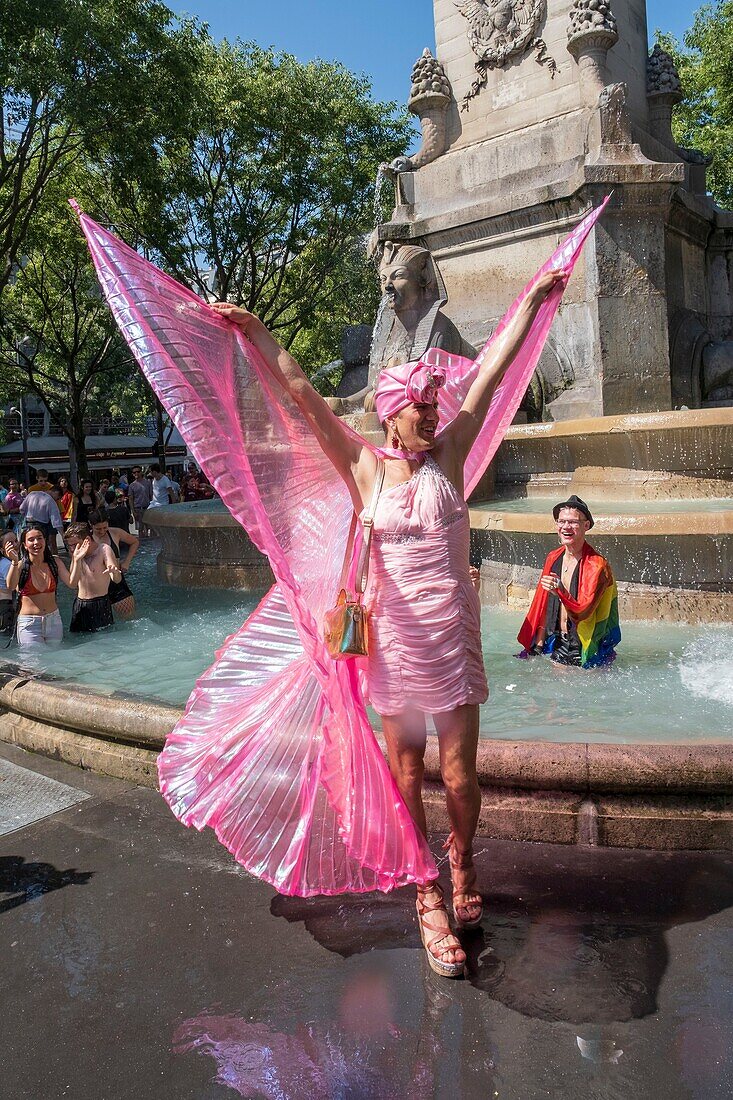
[1,745,732,1100]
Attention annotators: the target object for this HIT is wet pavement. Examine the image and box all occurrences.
[1,743,732,1100]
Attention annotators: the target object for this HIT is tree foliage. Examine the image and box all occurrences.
[0,0,203,292]
[0,160,140,481]
[658,1,733,208]
[148,41,409,368]
[0,7,410,463]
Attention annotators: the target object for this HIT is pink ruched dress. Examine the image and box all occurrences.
[365,454,489,716]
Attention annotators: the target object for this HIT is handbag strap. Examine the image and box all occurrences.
[355,460,385,596]
[336,461,385,597]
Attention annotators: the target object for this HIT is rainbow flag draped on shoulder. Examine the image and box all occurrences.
[518,543,621,668]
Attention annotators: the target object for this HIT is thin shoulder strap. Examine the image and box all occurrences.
[337,513,359,594]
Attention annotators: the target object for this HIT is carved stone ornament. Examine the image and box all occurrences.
[646,44,682,100]
[455,0,557,111]
[567,0,619,56]
[388,49,453,173]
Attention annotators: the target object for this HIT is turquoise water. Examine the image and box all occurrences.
[4,540,731,743]
[473,497,733,515]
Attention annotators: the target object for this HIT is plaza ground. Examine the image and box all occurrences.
[1,741,732,1100]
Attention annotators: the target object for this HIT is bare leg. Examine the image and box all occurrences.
[433,704,483,925]
[381,710,465,970]
[381,709,428,837]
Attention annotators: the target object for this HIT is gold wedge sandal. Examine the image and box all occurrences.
[415,882,465,979]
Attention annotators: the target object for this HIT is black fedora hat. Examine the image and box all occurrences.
[553,494,594,528]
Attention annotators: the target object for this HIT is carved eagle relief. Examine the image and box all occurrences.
[455,0,545,63]
[454,0,556,108]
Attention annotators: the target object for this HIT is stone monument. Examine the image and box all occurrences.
[372,0,733,419]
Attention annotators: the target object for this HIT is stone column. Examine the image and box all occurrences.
[567,0,619,105]
[583,180,681,414]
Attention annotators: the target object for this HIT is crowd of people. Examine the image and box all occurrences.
[0,462,215,649]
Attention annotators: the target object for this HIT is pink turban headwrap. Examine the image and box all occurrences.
[374,357,447,423]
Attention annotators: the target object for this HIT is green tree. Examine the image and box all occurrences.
[149,41,409,371]
[0,161,141,484]
[657,1,733,207]
[0,0,202,294]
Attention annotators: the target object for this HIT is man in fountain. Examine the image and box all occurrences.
[64,522,121,634]
[517,495,621,668]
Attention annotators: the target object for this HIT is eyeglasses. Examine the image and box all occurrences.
[556,520,583,527]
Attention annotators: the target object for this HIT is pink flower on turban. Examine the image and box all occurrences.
[374,358,447,423]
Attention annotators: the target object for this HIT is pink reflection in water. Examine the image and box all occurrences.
[173,1016,333,1098]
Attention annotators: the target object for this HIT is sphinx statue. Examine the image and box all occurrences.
[329,240,475,416]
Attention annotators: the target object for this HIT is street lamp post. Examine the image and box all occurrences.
[9,397,31,487]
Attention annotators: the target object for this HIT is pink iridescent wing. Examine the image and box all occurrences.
[74,207,436,895]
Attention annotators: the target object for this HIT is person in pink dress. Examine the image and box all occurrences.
[210,265,566,978]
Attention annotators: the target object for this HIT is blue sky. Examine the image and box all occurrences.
[175,0,700,105]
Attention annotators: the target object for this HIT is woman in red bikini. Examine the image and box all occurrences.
[5,524,86,649]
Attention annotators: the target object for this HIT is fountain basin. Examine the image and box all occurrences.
[0,542,729,851]
[6,541,730,741]
[492,407,733,500]
[1,672,730,850]
[460,407,733,621]
[143,500,274,590]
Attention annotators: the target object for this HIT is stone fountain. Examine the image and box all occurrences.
[145,499,273,591]
[9,0,731,855]
[145,0,733,629]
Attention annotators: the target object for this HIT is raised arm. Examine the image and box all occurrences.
[438,270,567,470]
[55,555,75,590]
[65,539,94,589]
[210,305,367,486]
[5,549,21,591]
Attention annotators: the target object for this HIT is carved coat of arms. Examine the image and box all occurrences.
[455,0,557,109]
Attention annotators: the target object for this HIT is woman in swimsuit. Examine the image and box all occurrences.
[210,266,566,978]
[88,509,139,619]
[5,524,86,648]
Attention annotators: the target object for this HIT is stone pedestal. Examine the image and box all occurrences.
[377,0,733,420]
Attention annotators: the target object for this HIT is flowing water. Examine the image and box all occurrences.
[4,540,731,742]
